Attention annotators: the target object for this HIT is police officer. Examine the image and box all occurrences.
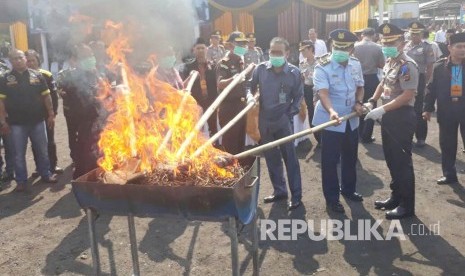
[366,23,419,219]
[216,31,249,154]
[353,28,385,143]
[57,44,104,179]
[423,33,465,185]
[244,33,264,66]
[404,22,435,147]
[250,37,303,210]
[299,40,320,144]
[207,30,226,64]
[313,29,365,213]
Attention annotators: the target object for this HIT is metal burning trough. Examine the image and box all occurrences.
[71,157,260,276]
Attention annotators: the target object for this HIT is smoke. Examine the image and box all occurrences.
[44,0,198,62]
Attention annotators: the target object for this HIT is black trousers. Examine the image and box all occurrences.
[65,113,79,163]
[414,73,427,141]
[73,119,99,179]
[439,108,465,180]
[359,74,379,141]
[381,106,416,211]
[218,104,246,155]
[303,85,320,143]
[32,123,58,170]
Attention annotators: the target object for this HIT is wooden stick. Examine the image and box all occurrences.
[234,111,360,159]
[118,65,137,157]
[156,71,199,156]
[191,93,259,158]
[175,63,255,159]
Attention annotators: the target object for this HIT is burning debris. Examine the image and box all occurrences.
[95,21,244,186]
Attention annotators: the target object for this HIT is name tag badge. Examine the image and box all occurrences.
[451,85,462,97]
[345,99,352,106]
[279,91,287,104]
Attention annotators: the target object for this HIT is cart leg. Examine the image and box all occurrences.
[128,214,140,276]
[86,208,101,276]
[252,212,259,276]
[229,217,239,276]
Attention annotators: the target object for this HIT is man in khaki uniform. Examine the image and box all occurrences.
[365,23,419,219]
[404,21,435,147]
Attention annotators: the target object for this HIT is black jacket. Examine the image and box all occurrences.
[182,59,218,109]
[424,57,465,124]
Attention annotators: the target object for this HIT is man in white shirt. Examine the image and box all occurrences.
[299,28,327,62]
[434,24,447,43]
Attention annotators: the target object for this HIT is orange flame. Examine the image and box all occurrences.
[97,21,235,181]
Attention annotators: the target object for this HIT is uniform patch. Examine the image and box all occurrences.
[220,63,229,70]
[417,48,423,53]
[6,74,17,85]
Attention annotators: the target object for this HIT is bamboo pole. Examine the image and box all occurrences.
[175,64,255,159]
[191,93,259,158]
[234,111,360,159]
[156,71,199,156]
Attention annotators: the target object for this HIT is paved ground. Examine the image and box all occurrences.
[0,109,465,275]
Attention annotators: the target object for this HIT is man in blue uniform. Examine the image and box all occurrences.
[313,30,365,213]
[366,23,419,219]
[250,37,303,210]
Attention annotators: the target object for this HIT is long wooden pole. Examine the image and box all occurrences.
[156,71,199,156]
[175,64,255,159]
[234,111,360,159]
[192,93,259,158]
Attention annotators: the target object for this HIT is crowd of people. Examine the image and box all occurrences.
[0,20,464,221]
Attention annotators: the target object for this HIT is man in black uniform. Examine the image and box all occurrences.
[0,49,58,192]
[365,23,419,219]
[57,44,103,179]
[182,38,218,137]
[423,33,465,185]
[216,31,250,154]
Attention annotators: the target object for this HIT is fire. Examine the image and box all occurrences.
[96,21,236,181]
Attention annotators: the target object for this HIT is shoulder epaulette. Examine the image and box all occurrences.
[39,68,53,77]
[316,53,331,66]
[435,57,448,64]
[350,56,359,61]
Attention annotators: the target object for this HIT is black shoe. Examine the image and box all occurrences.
[361,137,376,144]
[327,202,345,213]
[374,198,399,210]
[263,194,288,203]
[437,176,458,185]
[288,200,301,210]
[52,166,64,174]
[342,192,363,202]
[386,206,414,220]
[415,140,426,147]
[31,171,39,178]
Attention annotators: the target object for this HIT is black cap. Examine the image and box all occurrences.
[299,40,314,51]
[227,31,248,43]
[378,23,404,43]
[246,33,256,41]
[408,21,426,34]
[329,29,358,49]
[446,29,456,34]
[450,33,465,45]
[211,30,222,37]
[362,28,375,36]
[194,37,207,46]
